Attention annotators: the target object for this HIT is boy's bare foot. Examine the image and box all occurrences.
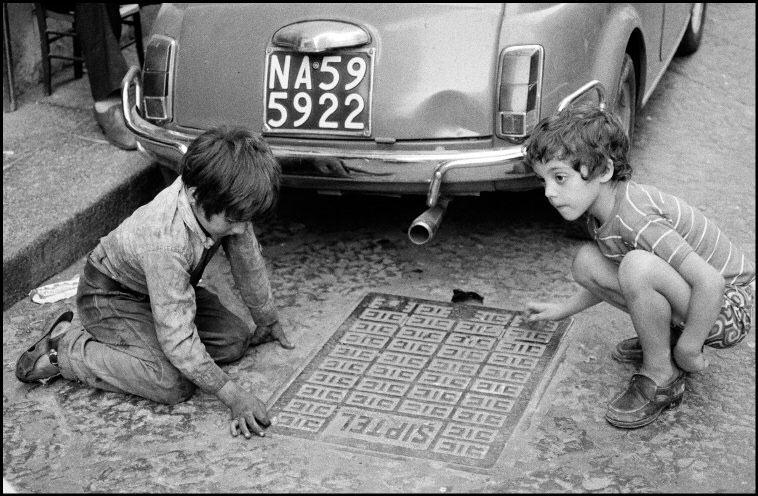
[28,321,72,379]
[28,352,58,379]
[673,342,709,372]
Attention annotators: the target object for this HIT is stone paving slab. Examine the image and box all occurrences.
[3,229,755,492]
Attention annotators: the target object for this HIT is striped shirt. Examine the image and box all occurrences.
[589,180,755,286]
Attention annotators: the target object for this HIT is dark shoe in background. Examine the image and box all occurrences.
[612,324,685,363]
[93,105,137,150]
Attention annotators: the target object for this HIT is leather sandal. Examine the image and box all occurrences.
[15,306,73,383]
[605,369,686,429]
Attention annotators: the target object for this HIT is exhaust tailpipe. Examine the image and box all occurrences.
[408,197,451,245]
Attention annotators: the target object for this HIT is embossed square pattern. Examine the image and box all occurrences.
[269,293,572,469]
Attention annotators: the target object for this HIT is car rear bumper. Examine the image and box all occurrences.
[121,67,538,206]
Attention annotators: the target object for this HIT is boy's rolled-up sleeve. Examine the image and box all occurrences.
[222,224,279,326]
[140,250,231,394]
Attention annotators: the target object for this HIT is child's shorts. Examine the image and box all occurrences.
[702,283,754,349]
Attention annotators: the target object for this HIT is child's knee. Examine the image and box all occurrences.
[152,369,196,405]
[571,243,604,287]
[213,337,248,364]
[160,381,196,405]
[618,250,659,292]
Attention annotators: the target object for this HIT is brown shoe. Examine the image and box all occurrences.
[612,336,645,363]
[605,370,686,429]
[612,324,685,363]
[93,105,137,150]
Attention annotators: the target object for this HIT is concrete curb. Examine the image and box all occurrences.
[2,164,164,311]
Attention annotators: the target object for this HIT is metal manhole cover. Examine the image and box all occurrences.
[269,292,573,469]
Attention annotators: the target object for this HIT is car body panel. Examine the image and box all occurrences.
[174,3,504,139]
[661,4,691,58]
[125,3,699,200]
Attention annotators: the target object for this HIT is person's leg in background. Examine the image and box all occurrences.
[73,3,136,150]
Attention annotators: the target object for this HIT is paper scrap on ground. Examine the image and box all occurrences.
[29,275,80,304]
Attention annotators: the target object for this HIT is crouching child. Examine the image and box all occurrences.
[522,104,754,429]
[16,126,294,439]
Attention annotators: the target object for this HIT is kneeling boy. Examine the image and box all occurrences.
[16,126,294,439]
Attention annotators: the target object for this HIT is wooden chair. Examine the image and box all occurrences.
[33,3,144,95]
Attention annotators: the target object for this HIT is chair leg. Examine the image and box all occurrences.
[72,35,83,79]
[3,2,17,111]
[33,3,52,95]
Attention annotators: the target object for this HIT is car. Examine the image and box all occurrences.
[122,3,706,244]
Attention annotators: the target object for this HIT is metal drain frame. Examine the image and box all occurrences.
[267,292,573,469]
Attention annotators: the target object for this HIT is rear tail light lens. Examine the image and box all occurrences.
[497,45,543,141]
[142,35,176,123]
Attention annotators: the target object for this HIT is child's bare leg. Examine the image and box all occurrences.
[571,243,628,311]
[617,250,701,380]
[572,245,695,377]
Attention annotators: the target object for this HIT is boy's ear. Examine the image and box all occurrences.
[599,158,614,183]
[187,186,198,204]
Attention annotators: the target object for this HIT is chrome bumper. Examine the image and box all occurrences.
[122,67,604,208]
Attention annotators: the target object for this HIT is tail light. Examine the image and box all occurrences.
[496,45,543,141]
[141,35,176,123]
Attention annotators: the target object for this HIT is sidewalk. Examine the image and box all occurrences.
[2,75,164,310]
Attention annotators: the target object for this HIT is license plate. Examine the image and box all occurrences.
[263,48,374,137]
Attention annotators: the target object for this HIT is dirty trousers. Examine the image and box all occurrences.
[56,261,252,405]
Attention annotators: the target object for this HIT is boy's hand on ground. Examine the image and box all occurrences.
[250,321,295,349]
[218,381,271,439]
[524,301,565,322]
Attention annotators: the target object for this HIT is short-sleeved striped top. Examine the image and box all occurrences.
[589,180,755,286]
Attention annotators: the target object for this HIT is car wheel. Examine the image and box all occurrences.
[677,3,706,56]
[613,53,637,147]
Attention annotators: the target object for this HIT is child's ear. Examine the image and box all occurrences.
[599,158,614,183]
[187,186,198,204]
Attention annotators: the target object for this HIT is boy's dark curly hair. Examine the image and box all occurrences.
[523,104,632,181]
[180,126,281,222]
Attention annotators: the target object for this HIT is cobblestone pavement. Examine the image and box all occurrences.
[3,3,754,492]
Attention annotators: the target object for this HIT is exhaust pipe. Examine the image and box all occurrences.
[408,197,451,245]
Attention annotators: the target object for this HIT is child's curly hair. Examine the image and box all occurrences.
[180,126,281,222]
[523,104,632,181]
